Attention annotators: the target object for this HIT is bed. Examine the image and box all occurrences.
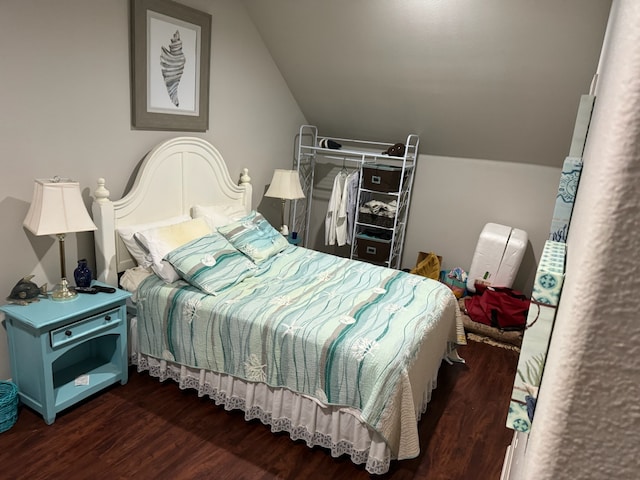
[91,136,465,474]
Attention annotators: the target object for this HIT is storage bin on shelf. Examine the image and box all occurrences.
[0,381,18,433]
[362,165,406,192]
[358,209,395,228]
[356,232,392,263]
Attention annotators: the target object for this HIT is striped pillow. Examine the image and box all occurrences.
[164,233,256,295]
[217,211,289,263]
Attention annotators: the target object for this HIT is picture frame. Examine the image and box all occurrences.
[130,0,211,131]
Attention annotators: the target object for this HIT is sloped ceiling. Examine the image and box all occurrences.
[242,0,611,167]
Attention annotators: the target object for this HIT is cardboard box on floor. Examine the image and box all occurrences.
[413,251,468,298]
[415,251,443,267]
[411,251,442,280]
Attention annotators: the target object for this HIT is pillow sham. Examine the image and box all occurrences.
[191,204,247,229]
[164,233,256,295]
[134,217,212,282]
[217,210,289,263]
[117,214,190,267]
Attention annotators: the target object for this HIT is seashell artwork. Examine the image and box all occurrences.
[160,30,186,107]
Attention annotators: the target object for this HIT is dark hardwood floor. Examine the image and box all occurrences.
[0,340,518,480]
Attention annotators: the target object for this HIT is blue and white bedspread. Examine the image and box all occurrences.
[136,245,462,458]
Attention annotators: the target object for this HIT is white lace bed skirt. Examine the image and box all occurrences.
[133,353,394,474]
[129,317,442,475]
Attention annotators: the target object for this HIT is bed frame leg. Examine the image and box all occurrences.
[445,350,466,364]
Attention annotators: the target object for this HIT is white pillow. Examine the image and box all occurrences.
[191,204,248,230]
[134,217,212,282]
[117,214,190,267]
[120,265,154,301]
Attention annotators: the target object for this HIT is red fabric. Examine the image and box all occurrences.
[464,287,530,330]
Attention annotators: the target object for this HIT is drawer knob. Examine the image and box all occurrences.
[65,330,72,337]
[105,315,111,321]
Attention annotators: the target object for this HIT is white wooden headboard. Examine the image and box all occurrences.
[92,136,252,286]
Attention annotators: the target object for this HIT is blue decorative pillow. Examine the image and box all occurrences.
[217,211,289,263]
[164,233,256,295]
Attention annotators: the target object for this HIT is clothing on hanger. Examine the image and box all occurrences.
[344,170,360,245]
[325,170,348,246]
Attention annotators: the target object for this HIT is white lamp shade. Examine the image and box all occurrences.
[23,178,97,236]
[264,169,305,200]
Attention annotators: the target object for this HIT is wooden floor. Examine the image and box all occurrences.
[0,339,518,480]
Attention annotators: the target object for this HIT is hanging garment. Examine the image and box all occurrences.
[335,171,356,246]
[325,171,347,246]
[344,171,360,245]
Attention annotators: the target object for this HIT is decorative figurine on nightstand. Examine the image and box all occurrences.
[73,259,92,288]
[6,275,47,306]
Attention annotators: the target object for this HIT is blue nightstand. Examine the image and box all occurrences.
[0,282,131,424]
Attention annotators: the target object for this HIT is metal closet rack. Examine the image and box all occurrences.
[291,124,419,269]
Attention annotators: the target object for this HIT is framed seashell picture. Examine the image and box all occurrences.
[131,0,211,131]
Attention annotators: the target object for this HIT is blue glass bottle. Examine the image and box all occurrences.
[74,259,92,287]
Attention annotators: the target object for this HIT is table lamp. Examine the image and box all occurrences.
[23,177,97,301]
[264,169,305,236]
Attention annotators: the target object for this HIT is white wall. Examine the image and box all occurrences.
[524,1,640,478]
[404,154,560,294]
[0,0,305,380]
[244,0,610,168]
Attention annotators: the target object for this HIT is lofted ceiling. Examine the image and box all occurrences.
[242,0,611,167]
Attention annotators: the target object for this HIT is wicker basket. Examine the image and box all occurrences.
[358,212,395,228]
[0,381,18,433]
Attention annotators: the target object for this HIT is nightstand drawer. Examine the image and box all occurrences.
[50,308,121,349]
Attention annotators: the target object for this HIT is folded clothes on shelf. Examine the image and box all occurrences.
[359,199,397,218]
